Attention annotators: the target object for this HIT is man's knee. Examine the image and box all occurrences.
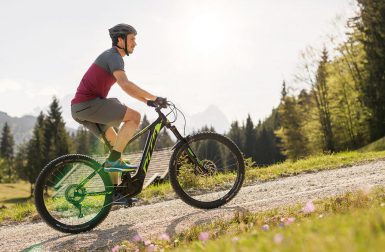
[122,108,141,126]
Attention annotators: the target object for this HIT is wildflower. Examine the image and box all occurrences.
[232,237,239,243]
[262,224,269,231]
[198,232,210,242]
[302,201,315,214]
[274,233,284,244]
[112,245,121,252]
[285,217,295,225]
[144,240,152,246]
[146,244,155,252]
[132,234,142,243]
[158,233,170,241]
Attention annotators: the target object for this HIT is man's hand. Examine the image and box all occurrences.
[147,97,168,108]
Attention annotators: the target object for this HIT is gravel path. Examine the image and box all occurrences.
[2,160,385,251]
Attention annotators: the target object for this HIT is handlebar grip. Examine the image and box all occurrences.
[147,100,157,107]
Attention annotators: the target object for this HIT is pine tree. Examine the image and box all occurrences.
[356,0,385,140]
[25,112,46,194]
[275,82,309,159]
[138,115,150,150]
[0,122,14,160]
[75,126,91,154]
[155,129,174,150]
[14,141,30,193]
[227,121,244,151]
[243,114,256,160]
[0,122,15,182]
[43,97,71,165]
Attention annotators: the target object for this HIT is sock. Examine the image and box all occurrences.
[108,150,121,162]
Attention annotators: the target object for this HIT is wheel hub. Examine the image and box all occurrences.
[200,160,217,175]
[65,184,86,204]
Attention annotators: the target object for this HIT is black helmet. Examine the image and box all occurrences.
[109,23,137,56]
[109,23,137,39]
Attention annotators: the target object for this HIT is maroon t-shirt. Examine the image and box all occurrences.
[71,47,124,105]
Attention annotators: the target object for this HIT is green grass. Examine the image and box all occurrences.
[360,136,385,152]
[112,186,385,252]
[245,150,385,183]
[0,200,37,223]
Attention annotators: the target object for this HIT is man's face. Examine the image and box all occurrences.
[118,34,136,54]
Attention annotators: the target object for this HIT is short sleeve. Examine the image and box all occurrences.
[107,53,125,73]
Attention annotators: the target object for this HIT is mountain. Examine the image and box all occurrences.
[0,111,36,147]
[0,111,76,149]
[186,104,230,134]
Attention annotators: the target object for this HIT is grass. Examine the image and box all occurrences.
[1,150,385,224]
[360,136,385,152]
[138,150,385,201]
[0,181,31,206]
[112,186,385,251]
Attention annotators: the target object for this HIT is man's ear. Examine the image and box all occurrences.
[117,36,123,45]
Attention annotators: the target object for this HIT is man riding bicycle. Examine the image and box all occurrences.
[71,23,167,188]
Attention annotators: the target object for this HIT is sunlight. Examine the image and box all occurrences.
[185,10,231,53]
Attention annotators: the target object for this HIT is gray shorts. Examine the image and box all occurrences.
[71,97,127,136]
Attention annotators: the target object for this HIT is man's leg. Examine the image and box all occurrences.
[113,107,141,152]
[104,127,119,184]
[106,107,141,162]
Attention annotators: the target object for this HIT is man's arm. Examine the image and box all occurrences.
[113,70,157,103]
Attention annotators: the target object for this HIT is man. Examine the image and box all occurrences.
[71,23,167,187]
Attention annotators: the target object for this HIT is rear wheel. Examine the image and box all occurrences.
[169,132,245,209]
[34,154,113,233]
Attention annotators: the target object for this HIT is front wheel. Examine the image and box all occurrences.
[169,132,245,209]
[34,154,113,233]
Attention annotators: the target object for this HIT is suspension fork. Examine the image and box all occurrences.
[168,125,204,167]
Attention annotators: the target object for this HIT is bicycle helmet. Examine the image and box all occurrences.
[109,23,137,56]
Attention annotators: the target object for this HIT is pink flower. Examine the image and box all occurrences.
[274,233,284,244]
[231,237,239,243]
[158,233,170,241]
[111,245,121,252]
[144,240,152,246]
[198,232,210,242]
[285,217,296,225]
[132,234,142,243]
[146,244,155,252]
[302,201,315,214]
[262,224,269,231]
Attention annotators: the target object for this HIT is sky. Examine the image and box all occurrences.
[0,0,356,126]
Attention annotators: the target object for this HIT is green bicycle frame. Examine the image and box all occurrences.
[76,110,202,197]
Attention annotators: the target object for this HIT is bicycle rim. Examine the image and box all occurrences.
[39,157,111,227]
[172,133,244,206]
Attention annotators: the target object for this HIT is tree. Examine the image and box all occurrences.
[227,121,244,152]
[75,126,90,154]
[43,97,72,165]
[243,114,256,160]
[138,114,150,151]
[275,82,309,160]
[0,122,15,182]
[313,48,335,152]
[355,0,385,140]
[155,129,174,150]
[25,112,46,194]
